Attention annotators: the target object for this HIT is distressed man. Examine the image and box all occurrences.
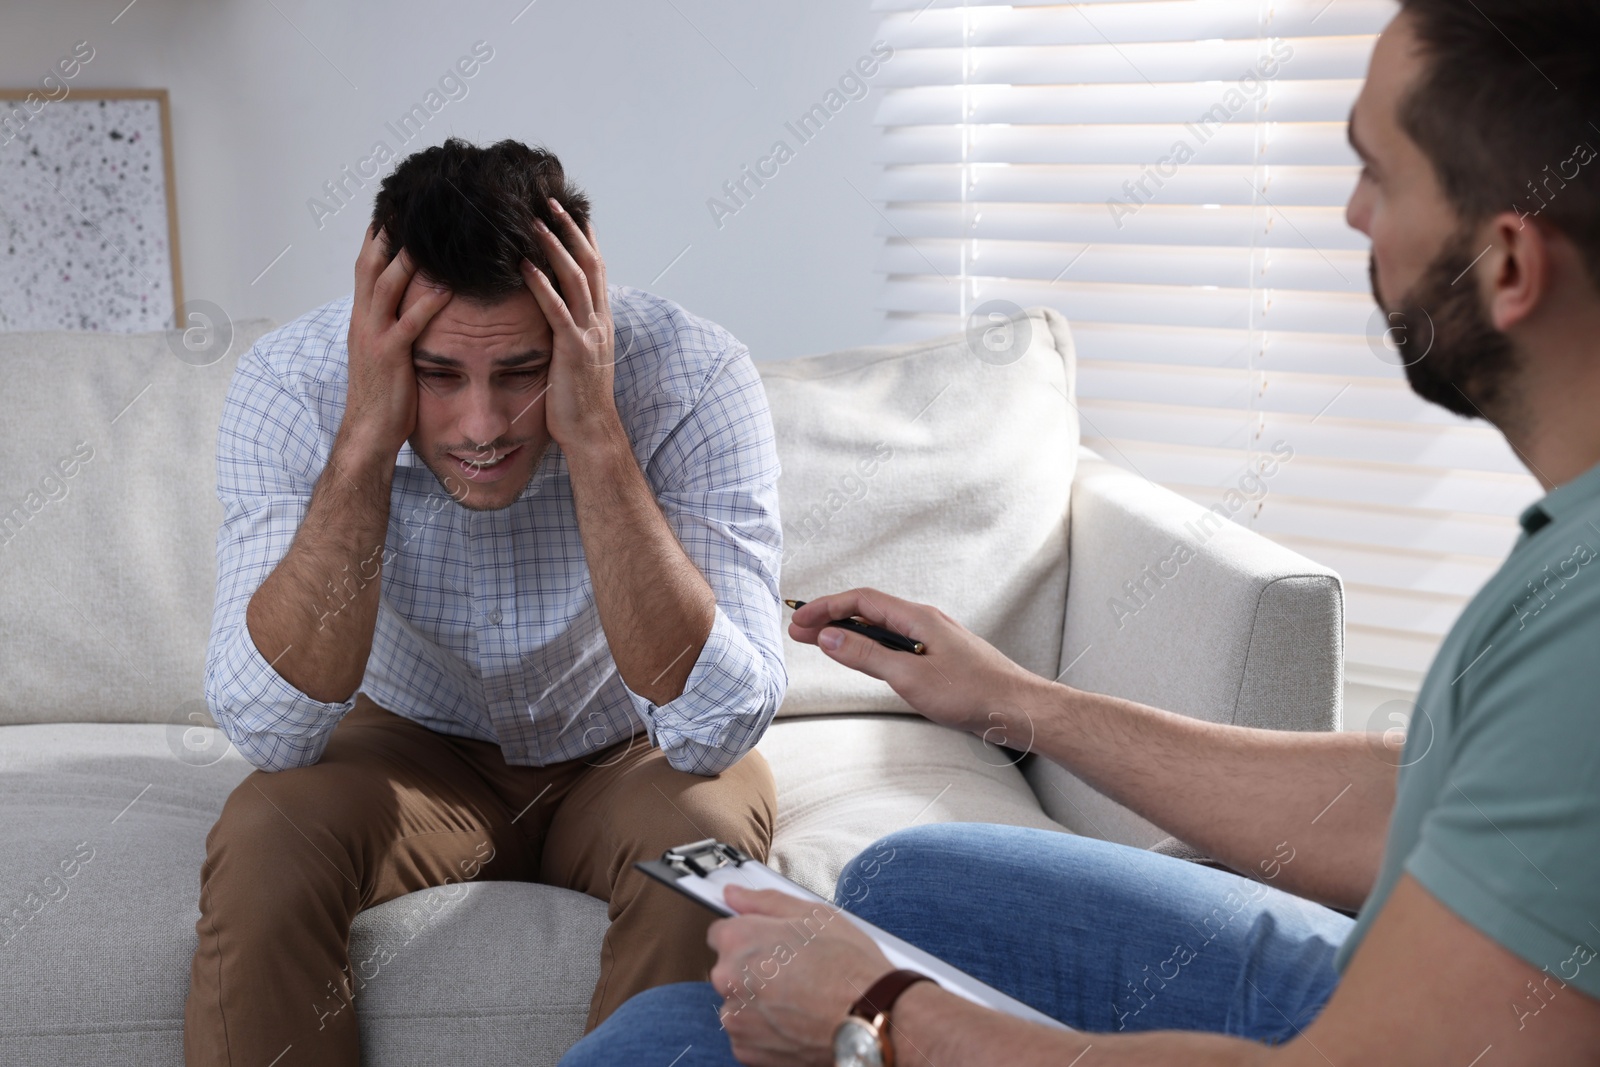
[186,139,784,1067]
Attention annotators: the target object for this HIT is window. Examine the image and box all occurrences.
[870,0,1541,716]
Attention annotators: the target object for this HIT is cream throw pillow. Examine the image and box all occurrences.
[758,307,1078,717]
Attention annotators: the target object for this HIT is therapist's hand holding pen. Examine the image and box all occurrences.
[782,588,1048,740]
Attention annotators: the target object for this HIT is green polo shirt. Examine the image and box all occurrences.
[1335,458,1600,997]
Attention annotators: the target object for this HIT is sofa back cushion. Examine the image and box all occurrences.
[0,321,275,726]
[758,307,1078,717]
[0,307,1077,727]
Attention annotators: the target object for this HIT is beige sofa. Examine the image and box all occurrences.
[0,305,1342,1065]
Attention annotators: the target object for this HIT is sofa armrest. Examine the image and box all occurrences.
[1025,448,1344,848]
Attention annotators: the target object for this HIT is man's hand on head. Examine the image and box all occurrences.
[519,200,625,457]
[339,224,453,469]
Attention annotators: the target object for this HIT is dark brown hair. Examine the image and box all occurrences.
[371,138,592,303]
[1397,0,1600,285]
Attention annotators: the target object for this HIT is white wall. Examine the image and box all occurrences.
[0,0,888,360]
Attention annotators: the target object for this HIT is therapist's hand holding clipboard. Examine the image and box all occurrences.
[638,838,1066,1066]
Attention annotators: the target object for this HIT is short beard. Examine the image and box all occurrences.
[1372,230,1521,427]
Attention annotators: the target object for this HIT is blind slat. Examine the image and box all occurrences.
[875,81,1364,126]
[1076,396,1529,475]
[1072,323,1395,378]
[875,1,1398,46]
[875,204,1368,250]
[876,239,1368,291]
[1093,440,1540,518]
[878,123,1361,167]
[1344,585,1469,640]
[1079,372,1478,429]
[1189,492,1523,561]
[879,38,1380,88]
[879,164,1360,208]
[1270,536,1504,600]
[1345,626,1446,678]
[879,277,1374,334]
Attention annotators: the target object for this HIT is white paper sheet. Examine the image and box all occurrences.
[668,859,1067,1030]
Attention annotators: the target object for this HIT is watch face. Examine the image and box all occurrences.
[833,1017,885,1067]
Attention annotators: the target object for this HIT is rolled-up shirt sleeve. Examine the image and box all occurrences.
[204,345,353,771]
[619,344,788,775]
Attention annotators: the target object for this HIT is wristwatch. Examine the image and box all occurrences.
[832,969,934,1067]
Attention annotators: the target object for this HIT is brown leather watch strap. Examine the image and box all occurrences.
[850,968,934,1021]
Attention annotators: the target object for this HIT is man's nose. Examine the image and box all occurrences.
[459,388,511,449]
[1346,178,1373,236]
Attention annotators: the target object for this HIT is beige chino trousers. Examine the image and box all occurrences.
[184,696,774,1067]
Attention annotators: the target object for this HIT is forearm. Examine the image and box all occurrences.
[565,423,717,705]
[1021,678,1397,909]
[892,982,1271,1067]
[244,434,395,703]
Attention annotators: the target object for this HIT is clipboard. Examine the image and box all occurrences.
[637,838,1068,1030]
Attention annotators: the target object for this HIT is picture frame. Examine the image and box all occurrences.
[0,87,183,331]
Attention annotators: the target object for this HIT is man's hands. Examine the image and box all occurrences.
[341,226,452,466]
[710,885,896,1067]
[788,588,1048,739]
[246,227,451,706]
[343,205,621,466]
[520,198,623,454]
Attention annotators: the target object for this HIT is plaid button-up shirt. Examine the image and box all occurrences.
[205,287,786,775]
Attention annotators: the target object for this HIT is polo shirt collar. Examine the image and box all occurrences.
[1519,456,1600,537]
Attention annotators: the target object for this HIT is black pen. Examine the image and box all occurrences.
[783,598,926,655]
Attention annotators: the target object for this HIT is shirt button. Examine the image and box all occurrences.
[487,607,503,625]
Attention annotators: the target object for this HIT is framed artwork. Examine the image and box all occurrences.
[0,88,182,331]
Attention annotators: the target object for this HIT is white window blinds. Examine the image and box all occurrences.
[869,0,1542,698]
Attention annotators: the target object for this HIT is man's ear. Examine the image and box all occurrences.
[1483,210,1551,332]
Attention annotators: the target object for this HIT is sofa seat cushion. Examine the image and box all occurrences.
[0,723,608,1067]
[756,715,1072,898]
[758,307,1079,717]
[0,715,1071,1064]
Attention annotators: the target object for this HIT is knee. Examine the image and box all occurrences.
[210,772,290,850]
[560,982,726,1067]
[202,770,351,898]
[212,768,326,843]
[834,823,1036,918]
[710,754,775,845]
[691,750,775,839]
[617,753,776,858]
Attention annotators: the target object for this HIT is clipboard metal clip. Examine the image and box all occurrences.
[663,838,750,878]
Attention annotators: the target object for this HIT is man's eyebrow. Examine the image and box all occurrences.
[492,349,551,368]
[411,348,551,368]
[412,349,462,368]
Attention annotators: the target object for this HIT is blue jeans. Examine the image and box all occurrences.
[560,823,1353,1066]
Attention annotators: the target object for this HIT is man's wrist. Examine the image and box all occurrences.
[329,427,400,487]
[1024,672,1069,717]
[879,980,949,1067]
[984,670,1061,739]
[560,412,634,482]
